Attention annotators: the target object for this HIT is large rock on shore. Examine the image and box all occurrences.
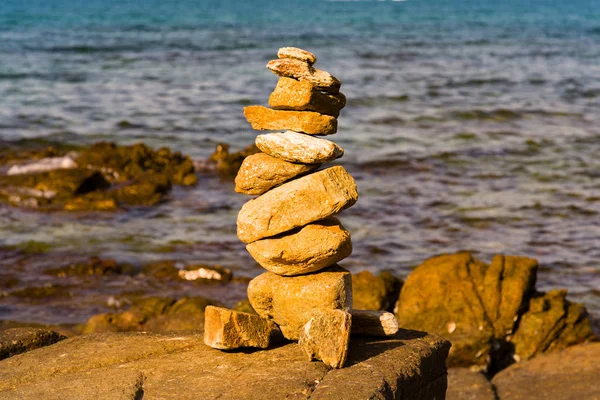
[267,58,341,93]
[247,265,352,340]
[255,131,343,164]
[395,252,595,370]
[234,152,319,196]
[269,77,346,117]
[0,329,450,400]
[0,328,66,360]
[244,105,337,135]
[353,270,403,312]
[492,342,600,399]
[246,217,352,276]
[237,166,358,243]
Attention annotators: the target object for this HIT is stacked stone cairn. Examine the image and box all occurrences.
[204,47,399,369]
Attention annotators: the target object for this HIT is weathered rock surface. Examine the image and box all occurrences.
[247,265,352,340]
[234,152,319,196]
[446,368,496,400]
[351,310,399,337]
[353,270,403,312]
[0,328,66,360]
[269,77,346,117]
[278,47,317,65]
[203,306,273,350]
[267,58,341,93]
[0,330,450,400]
[511,289,595,361]
[299,309,351,369]
[255,131,343,164]
[395,252,595,370]
[246,217,352,276]
[492,342,600,400]
[244,105,337,135]
[237,166,357,243]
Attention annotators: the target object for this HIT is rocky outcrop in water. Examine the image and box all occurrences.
[0,141,197,211]
[395,252,596,372]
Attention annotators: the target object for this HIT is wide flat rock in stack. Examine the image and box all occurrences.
[235,153,320,195]
[0,330,450,400]
[269,77,346,117]
[246,217,352,276]
[256,131,343,164]
[247,265,352,340]
[244,106,337,135]
[237,166,357,243]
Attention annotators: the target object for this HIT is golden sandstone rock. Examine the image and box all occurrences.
[267,58,341,93]
[247,265,352,340]
[203,306,273,350]
[234,153,319,196]
[277,47,317,65]
[237,166,357,243]
[255,131,343,164]
[243,105,337,135]
[299,309,352,369]
[246,217,352,276]
[350,310,399,337]
[269,77,346,117]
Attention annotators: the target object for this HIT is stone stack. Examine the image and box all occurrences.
[205,47,399,369]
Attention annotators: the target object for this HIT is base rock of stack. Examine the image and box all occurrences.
[247,265,352,340]
[234,153,319,196]
[243,105,337,135]
[256,131,343,164]
[246,217,352,276]
[269,77,346,117]
[237,166,357,243]
[267,58,341,93]
[203,306,273,350]
[299,309,352,369]
[350,310,399,337]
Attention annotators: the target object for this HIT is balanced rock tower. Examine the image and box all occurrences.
[204,47,399,369]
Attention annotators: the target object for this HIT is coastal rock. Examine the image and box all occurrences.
[492,343,600,400]
[446,368,496,400]
[244,105,337,135]
[350,309,399,337]
[205,142,260,177]
[395,252,595,369]
[298,309,352,369]
[247,265,352,340]
[511,289,595,361]
[237,166,357,243]
[203,306,273,350]
[82,296,218,334]
[353,270,403,312]
[234,152,319,196]
[395,252,497,368]
[255,131,343,164]
[245,217,352,276]
[479,255,538,338]
[277,47,316,65]
[267,58,341,93]
[0,330,450,400]
[269,77,346,117]
[0,328,66,360]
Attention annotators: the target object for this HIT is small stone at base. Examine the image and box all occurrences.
[203,306,273,350]
[299,309,352,369]
[350,310,399,337]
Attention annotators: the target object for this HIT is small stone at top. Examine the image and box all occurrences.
[278,47,317,65]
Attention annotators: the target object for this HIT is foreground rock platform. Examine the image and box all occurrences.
[0,329,450,400]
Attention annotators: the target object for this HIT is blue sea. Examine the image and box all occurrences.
[0,0,599,326]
